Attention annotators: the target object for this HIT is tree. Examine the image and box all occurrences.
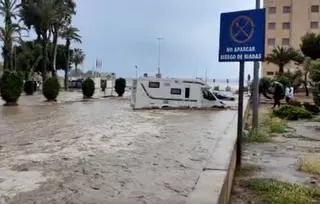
[115,78,126,97]
[49,0,76,76]
[310,60,320,83]
[15,40,73,81]
[73,48,85,74]
[310,60,320,106]
[60,26,81,90]
[0,24,21,70]
[259,77,273,99]
[265,46,302,75]
[20,0,62,80]
[300,33,320,60]
[15,40,43,80]
[299,57,312,96]
[0,0,21,70]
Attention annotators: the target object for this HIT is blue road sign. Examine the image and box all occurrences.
[219,9,266,62]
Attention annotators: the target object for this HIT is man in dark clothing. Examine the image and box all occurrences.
[270,81,285,108]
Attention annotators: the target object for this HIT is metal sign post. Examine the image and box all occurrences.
[237,61,245,165]
[219,8,266,166]
[252,0,262,134]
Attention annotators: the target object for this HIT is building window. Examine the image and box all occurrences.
[311,5,319,13]
[266,72,274,76]
[170,88,181,95]
[282,22,291,29]
[282,38,290,45]
[283,6,291,13]
[269,7,276,14]
[267,38,275,46]
[268,22,276,30]
[149,81,160,88]
[311,21,319,29]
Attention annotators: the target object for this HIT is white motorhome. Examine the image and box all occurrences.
[131,77,225,109]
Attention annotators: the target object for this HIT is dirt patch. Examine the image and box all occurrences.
[231,105,320,204]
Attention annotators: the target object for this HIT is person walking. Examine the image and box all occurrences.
[285,85,294,103]
[271,81,285,109]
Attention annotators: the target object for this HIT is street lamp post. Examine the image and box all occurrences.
[156,37,164,78]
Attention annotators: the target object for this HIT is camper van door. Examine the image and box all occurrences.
[184,84,191,107]
[201,88,217,108]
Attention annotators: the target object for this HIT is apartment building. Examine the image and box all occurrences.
[263,0,320,77]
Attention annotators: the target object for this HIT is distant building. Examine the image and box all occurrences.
[263,0,320,77]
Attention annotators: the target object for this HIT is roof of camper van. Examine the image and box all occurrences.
[138,77,211,87]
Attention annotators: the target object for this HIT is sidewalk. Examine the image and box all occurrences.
[187,97,249,204]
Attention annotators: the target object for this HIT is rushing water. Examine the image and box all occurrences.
[0,94,237,204]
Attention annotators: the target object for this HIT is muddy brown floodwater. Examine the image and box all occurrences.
[0,96,237,204]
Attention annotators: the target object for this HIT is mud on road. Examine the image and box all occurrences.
[0,97,237,204]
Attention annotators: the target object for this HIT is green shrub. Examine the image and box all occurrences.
[269,117,287,133]
[42,77,60,101]
[259,77,273,94]
[82,78,95,98]
[288,100,302,107]
[274,105,313,120]
[247,178,320,204]
[313,89,320,106]
[274,75,291,87]
[225,86,231,92]
[245,130,271,143]
[213,86,220,91]
[0,71,23,105]
[115,78,126,97]
[304,102,320,114]
[24,81,35,95]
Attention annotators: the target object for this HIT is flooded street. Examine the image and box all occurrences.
[0,95,237,204]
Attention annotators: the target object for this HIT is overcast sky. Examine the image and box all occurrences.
[1,1,261,79]
[72,0,262,79]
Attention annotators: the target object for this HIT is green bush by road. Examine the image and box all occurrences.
[274,105,313,120]
[0,71,23,105]
[43,77,60,101]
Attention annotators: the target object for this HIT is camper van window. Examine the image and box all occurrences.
[207,91,216,101]
[202,89,216,101]
[171,88,182,95]
[149,81,160,88]
[185,88,190,98]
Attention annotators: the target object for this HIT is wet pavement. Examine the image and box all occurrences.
[0,94,237,204]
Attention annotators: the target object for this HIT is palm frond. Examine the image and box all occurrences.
[60,26,81,43]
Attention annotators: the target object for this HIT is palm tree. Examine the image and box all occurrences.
[0,23,21,70]
[60,26,81,90]
[0,0,19,21]
[73,48,85,74]
[0,0,21,70]
[50,0,76,76]
[265,46,302,75]
[20,0,62,80]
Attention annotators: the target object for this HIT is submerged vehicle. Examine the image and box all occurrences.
[212,91,236,101]
[131,77,225,110]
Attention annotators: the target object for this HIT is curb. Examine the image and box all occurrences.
[186,98,249,204]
